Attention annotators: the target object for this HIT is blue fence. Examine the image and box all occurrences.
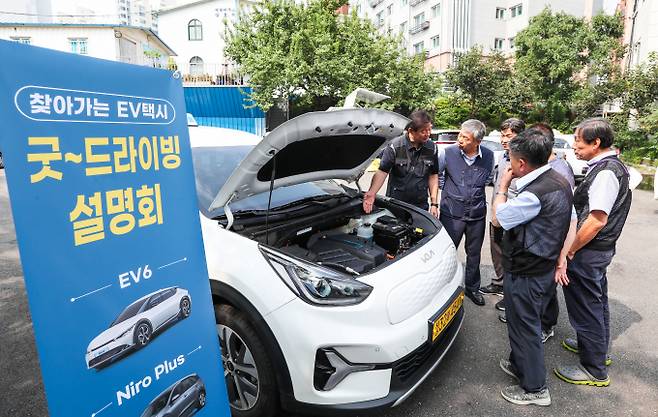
[183,86,266,137]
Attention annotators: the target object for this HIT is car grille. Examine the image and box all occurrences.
[89,345,127,368]
[392,307,462,383]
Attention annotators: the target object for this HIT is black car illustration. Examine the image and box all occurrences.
[141,374,206,417]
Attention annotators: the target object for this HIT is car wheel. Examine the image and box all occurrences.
[216,304,278,417]
[134,322,152,347]
[179,296,192,318]
[197,390,206,408]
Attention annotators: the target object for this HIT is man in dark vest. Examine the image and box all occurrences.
[363,110,439,216]
[438,119,493,306]
[493,129,575,406]
[554,118,632,387]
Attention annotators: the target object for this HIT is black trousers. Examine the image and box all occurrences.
[440,215,485,293]
[563,247,614,380]
[505,270,555,392]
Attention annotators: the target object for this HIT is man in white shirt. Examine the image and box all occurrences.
[554,118,633,387]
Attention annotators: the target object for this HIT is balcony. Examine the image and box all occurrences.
[369,0,384,8]
[409,0,426,7]
[408,20,430,35]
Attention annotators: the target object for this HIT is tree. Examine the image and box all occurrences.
[514,9,625,123]
[442,47,511,118]
[224,0,438,113]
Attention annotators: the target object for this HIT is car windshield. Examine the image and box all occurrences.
[141,391,170,417]
[111,298,147,327]
[481,140,503,151]
[192,146,347,218]
[553,138,571,149]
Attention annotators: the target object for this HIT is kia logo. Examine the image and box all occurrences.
[421,250,435,263]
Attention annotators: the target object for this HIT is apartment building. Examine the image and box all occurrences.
[351,0,604,71]
[618,0,658,69]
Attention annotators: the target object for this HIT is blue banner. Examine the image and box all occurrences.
[0,41,231,417]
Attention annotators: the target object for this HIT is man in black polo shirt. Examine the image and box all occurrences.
[554,118,632,387]
[493,130,575,406]
[363,110,439,216]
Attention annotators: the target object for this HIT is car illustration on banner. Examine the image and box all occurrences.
[140,374,206,417]
[85,287,192,370]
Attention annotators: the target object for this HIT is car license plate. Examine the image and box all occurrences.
[431,291,464,342]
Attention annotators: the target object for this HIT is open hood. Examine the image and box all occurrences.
[209,108,409,210]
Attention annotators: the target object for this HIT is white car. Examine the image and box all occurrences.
[553,135,589,183]
[481,138,505,185]
[190,109,465,416]
[86,287,192,369]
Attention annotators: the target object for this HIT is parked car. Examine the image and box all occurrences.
[430,129,459,150]
[553,135,589,184]
[140,374,206,417]
[480,138,505,185]
[85,287,192,369]
[190,109,465,416]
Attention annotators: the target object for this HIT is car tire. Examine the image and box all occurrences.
[197,389,207,409]
[215,304,278,417]
[179,296,192,318]
[134,321,152,347]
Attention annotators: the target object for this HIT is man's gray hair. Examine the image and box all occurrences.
[461,119,486,141]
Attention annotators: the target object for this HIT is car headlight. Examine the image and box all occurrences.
[260,246,372,306]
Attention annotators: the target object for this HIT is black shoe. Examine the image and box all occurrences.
[479,283,504,296]
[495,299,506,311]
[465,290,485,306]
[498,314,507,323]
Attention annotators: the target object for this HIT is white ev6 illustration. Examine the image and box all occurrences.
[86,287,192,369]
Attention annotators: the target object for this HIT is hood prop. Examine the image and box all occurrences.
[265,150,277,245]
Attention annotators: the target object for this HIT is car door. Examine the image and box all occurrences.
[145,292,168,330]
[167,379,191,416]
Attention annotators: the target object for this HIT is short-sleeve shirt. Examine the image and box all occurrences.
[379,135,439,175]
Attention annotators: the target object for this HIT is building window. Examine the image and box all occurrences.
[188,19,203,41]
[401,0,408,6]
[69,38,88,54]
[432,3,440,18]
[413,12,425,27]
[494,38,504,50]
[413,41,424,55]
[510,4,522,17]
[495,7,505,19]
[509,37,515,49]
[189,56,204,75]
[376,11,384,27]
[356,4,361,14]
[400,21,407,33]
[432,35,440,48]
[10,37,31,45]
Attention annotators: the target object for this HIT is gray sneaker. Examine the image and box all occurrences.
[554,364,610,387]
[561,337,612,366]
[541,328,555,344]
[499,359,519,381]
[501,385,551,406]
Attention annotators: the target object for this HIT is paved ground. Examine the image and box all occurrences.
[2,169,658,417]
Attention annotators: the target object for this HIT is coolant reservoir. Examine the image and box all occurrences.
[357,223,374,239]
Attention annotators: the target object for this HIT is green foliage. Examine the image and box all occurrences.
[225,0,438,112]
[431,95,470,128]
[443,47,511,118]
[514,9,625,123]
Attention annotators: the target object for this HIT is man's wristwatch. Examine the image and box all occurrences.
[430,203,439,207]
